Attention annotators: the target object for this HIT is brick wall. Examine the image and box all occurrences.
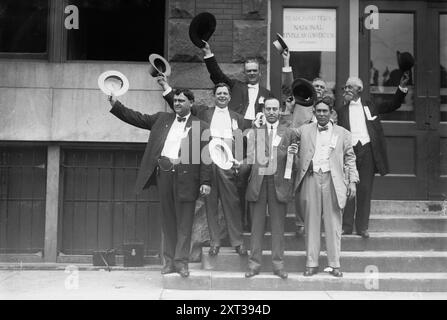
[167,0,269,106]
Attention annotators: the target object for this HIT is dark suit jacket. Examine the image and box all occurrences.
[335,88,407,175]
[110,101,211,201]
[164,91,250,161]
[245,124,296,203]
[204,56,274,116]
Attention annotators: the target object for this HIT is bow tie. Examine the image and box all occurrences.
[318,125,328,132]
[247,84,258,89]
[177,116,186,122]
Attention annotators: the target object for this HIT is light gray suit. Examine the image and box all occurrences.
[293,122,359,268]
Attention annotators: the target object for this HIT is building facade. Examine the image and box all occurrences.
[1,0,446,262]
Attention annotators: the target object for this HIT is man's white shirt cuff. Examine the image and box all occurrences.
[399,86,408,93]
[162,87,173,96]
[204,53,214,59]
[282,66,292,73]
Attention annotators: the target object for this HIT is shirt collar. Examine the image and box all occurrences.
[267,120,279,130]
[317,121,333,129]
[350,97,362,106]
[176,112,191,123]
[215,106,229,113]
[247,83,259,89]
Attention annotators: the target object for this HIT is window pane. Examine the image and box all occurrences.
[440,14,447,122]
[67,0,165,61]
[284,9,337,93]
[370,13,414,121]
[0,0,48,53]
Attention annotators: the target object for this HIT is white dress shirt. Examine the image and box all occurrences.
[349,98,371,146]
[267,120,279,142]
[210,107,233,139]
[161,113,191,159]
[244,83,259,121]
[312,122,333,173]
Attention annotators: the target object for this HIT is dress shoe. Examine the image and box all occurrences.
[208,245,220,256]
[245,269,259,278]
[358,230,370,239]
[177,266,190,278]
[273,269,288,279]
[235,245,248,256]
[303,267,318,276]
[328,268,343,277]
[295,225,305,238]
[342,229,352,235]
[161,265,176,275]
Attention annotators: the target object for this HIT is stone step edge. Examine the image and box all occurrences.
[283,214,447,219]
[242,232,447,238]
[204,248,447,257]
[164,271,447,280]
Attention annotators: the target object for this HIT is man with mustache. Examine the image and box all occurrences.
[337,73,409,238]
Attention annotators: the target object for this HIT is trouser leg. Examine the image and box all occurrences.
[216,167,244,246]
[157,170,176,268]
[266,176,287,271]
[248,179,267,271]
[300,173,322,268]
[321,173,342,268]
[205,165,221,247]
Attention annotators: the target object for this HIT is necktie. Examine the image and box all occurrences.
[177,116,186,122]
[318,125,328,132]
[268,125,274,156]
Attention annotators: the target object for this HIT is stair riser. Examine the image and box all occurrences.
[202,255,447,273]
[268,217,447,233]
[242,235,447,251]
[163,275,447,292]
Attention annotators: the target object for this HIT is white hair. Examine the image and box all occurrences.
[346,76,364,91]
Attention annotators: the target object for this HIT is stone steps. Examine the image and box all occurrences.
[268,215,447,233]
[241,232,447,251]
[201,248,447,273]
[163,271,447,292]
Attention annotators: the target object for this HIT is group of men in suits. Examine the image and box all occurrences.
[105,40,410,278]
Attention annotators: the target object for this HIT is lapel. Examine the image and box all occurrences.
[161,114,176,145]
[242,84,249,113]
[342,101,351,131]
[308,123,317,153]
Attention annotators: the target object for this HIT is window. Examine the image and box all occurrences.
[67,0,165,61]
[0,0,49,55]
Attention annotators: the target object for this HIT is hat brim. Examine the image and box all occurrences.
[209,138,234,170]
[292,78,316,107]
[273,33,288,53]
[189,12,217,48]
[98,70,129,96]
[148,54,171,77]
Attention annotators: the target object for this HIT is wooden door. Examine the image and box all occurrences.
[359,0,446,200]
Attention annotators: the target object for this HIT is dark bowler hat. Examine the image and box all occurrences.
[273,33,288,54]
[189,12,217,48]
[292,78,317,107]
[148,54,171,77]
[397,51,415,72]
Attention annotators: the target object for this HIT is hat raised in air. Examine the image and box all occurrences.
[98,70,129,96]
[189,12,217,48]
